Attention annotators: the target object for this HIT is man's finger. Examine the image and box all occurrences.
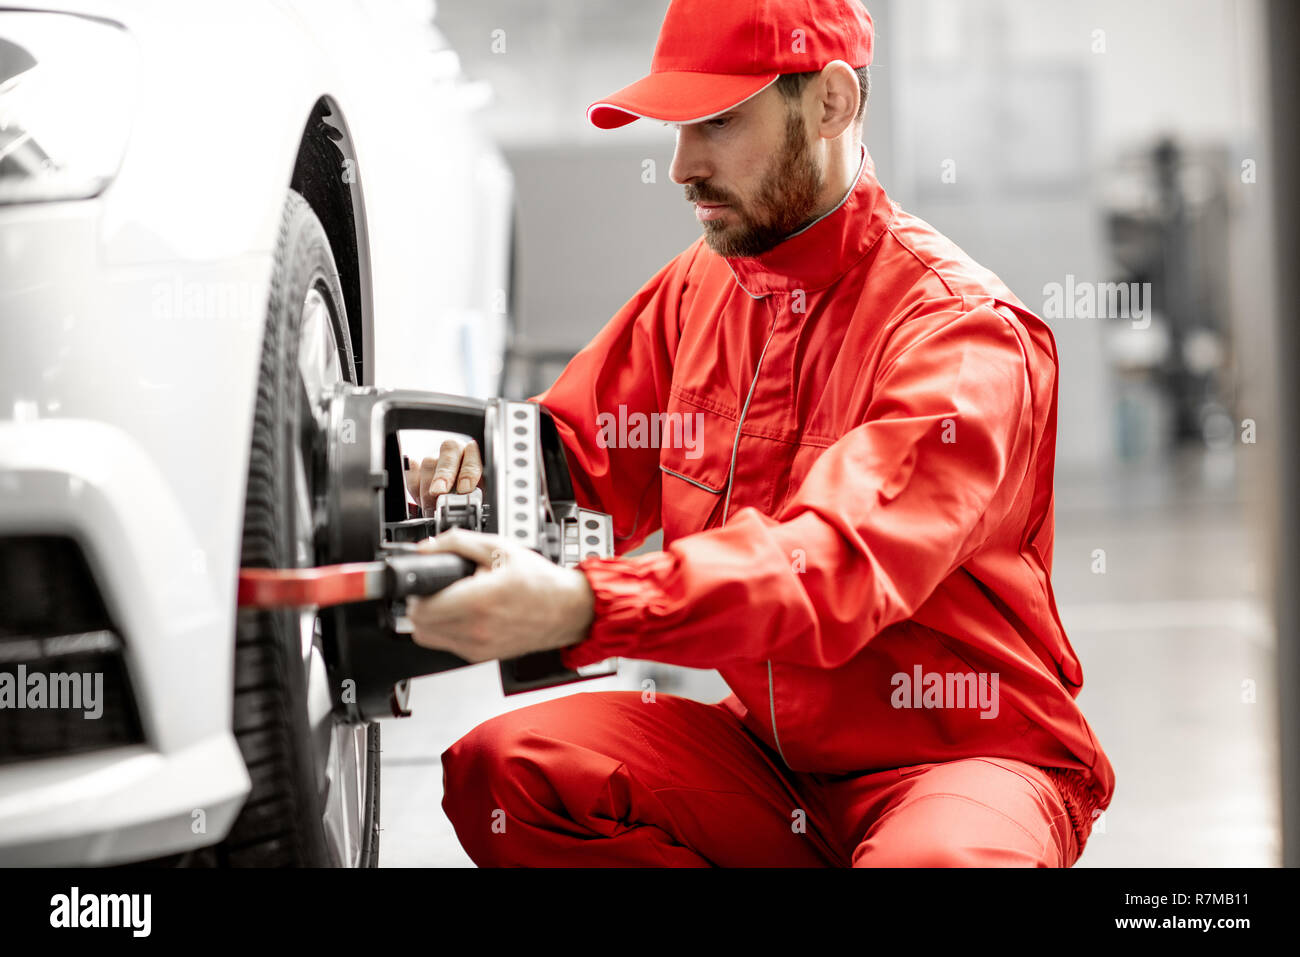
[456,440,484,493]
[407,612,464,655]
[417,456,440,512]
[431,438,464,498]
[405,577,496,652]
[407,578,481,633]
[415,528,509,569]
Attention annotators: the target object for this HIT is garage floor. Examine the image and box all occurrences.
[379,447,1280,867]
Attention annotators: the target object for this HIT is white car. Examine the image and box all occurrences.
[0,0,514,866]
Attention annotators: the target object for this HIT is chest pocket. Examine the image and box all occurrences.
[657,394,736,543]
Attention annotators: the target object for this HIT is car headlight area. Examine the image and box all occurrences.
[0,11,138,206]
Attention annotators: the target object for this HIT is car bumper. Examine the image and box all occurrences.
[0,737,248,866]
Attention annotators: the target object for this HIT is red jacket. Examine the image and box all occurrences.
[537,147,1114,851]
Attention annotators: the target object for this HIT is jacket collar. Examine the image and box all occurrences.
[723,145,893,299]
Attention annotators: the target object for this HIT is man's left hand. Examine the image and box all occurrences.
[405,528,595,663]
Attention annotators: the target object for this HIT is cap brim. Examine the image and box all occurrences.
[588,71,779,130]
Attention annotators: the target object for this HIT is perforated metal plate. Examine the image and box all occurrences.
[499,401,542,552]
[563,509,613,566]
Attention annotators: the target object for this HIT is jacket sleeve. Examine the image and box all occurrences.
[529,245,696,555]
[560,303,1036,672]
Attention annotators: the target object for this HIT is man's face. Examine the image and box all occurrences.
[670,84,826,258]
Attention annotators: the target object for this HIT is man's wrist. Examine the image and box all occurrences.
[563,566,596,644]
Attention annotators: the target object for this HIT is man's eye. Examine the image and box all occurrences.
[708,117,730,130]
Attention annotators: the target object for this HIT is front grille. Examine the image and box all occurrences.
[0,537,144,764]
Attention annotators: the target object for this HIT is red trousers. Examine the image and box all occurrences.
[440,691,1080,867]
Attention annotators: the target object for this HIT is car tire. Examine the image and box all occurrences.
[213,189,380,867]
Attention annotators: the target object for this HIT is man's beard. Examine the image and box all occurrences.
[685,109,825,259]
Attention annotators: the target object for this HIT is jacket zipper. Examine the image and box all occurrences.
[716,151,867,770]
[720,302,788,766]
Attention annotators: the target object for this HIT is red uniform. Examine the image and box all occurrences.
[441,147,1114,866]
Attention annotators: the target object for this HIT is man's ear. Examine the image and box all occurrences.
[815,60,860,139]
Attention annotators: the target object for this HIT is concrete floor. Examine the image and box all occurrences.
[379,446,1280,867]
[1049,448,1279,867]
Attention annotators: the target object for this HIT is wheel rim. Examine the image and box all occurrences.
[294,282,369,868]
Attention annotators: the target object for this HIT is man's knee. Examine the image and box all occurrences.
[442,693,622,796]
[440,694,637,863]
[440,707,546,862]
[441,707,521,790]
[442,706,549,812]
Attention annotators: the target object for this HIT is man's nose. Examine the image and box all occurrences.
[669,127,711,185]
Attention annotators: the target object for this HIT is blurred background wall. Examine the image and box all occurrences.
[381,0,1288,868]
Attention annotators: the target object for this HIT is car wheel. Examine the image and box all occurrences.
[215,189,379,866]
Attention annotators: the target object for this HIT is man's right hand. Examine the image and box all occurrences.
[404,438,484,517]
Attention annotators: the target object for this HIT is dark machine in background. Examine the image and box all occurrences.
[1102,138,1239,455]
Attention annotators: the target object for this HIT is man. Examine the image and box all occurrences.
[407,0,1115,867]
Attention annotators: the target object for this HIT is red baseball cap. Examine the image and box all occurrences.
[588,0,874,130]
